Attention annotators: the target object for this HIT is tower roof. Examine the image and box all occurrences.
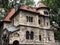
[37,3,46,7]
[37,3,50,10]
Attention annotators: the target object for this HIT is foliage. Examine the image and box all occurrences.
[40,0,59,14]
[20,0,35,6]
[54,30,60,40]
[0,0,35,20]
[24,0,35,6]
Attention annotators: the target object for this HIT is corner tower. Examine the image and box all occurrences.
[36,3,55,45]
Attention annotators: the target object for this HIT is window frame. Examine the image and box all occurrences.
[39,35,41,41]
[26,31,34,40]
[44,11,48,15]
[26,16,33,22]
[30,31,34,39]
[26,31,30,39]
[38,19,41,24]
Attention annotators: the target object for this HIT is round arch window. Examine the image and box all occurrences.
[13,40,19,45]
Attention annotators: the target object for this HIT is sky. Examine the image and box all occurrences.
[34,0,40,4]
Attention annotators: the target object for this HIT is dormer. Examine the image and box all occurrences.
[36,3,50,16]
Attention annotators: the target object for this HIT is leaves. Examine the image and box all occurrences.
[54,30,60,40]
[40,0,59,14]
[0,0,35,20]
[25,0,35,6]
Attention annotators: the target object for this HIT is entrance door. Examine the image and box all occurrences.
[13,40,19,45]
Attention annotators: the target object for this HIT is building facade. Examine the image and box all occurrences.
[2,3,55,45]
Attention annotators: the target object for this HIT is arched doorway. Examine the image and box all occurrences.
[13,40,19,45]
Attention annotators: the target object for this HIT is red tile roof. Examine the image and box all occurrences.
[4,8,16,21]
[4,3,50,22]
[20,5,37,13]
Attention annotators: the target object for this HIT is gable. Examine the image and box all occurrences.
[4,8,16,21]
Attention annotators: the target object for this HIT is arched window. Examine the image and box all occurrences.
[47,22,48,26]
[30,31,34,39]
[26,31,34,40]
[26,31,29,39]
[13,40,19,45]
[44,11,48,15]
[39,35,41,41]
[38,19,41,24]
[26,16,33,22]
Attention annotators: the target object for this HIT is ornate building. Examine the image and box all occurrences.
[1,3,55,45]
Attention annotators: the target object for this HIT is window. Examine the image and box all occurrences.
[26,16,29,22]
[43,17,45,25]
[48,36,50,41]
[47,22,48,26]
[30,31,34,39]
[47,31,51,41]
[39,35,41,41]
[30,17,33,22]
[26,31,29,39]
[26,16,33,22]
[38,19,41,24]
[44,11,48,15]
[26,31,34,40]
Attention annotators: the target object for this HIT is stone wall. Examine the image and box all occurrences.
[9,26,43,44]
[9,26,55,45]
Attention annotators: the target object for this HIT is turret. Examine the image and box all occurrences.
[37,3,50,16]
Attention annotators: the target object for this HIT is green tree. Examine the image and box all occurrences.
[0,0,35,20]
[20,0,35,6]
[24,0,35,6]
[40,0,59,14]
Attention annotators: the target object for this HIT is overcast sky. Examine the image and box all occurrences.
[34,0,40,4]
